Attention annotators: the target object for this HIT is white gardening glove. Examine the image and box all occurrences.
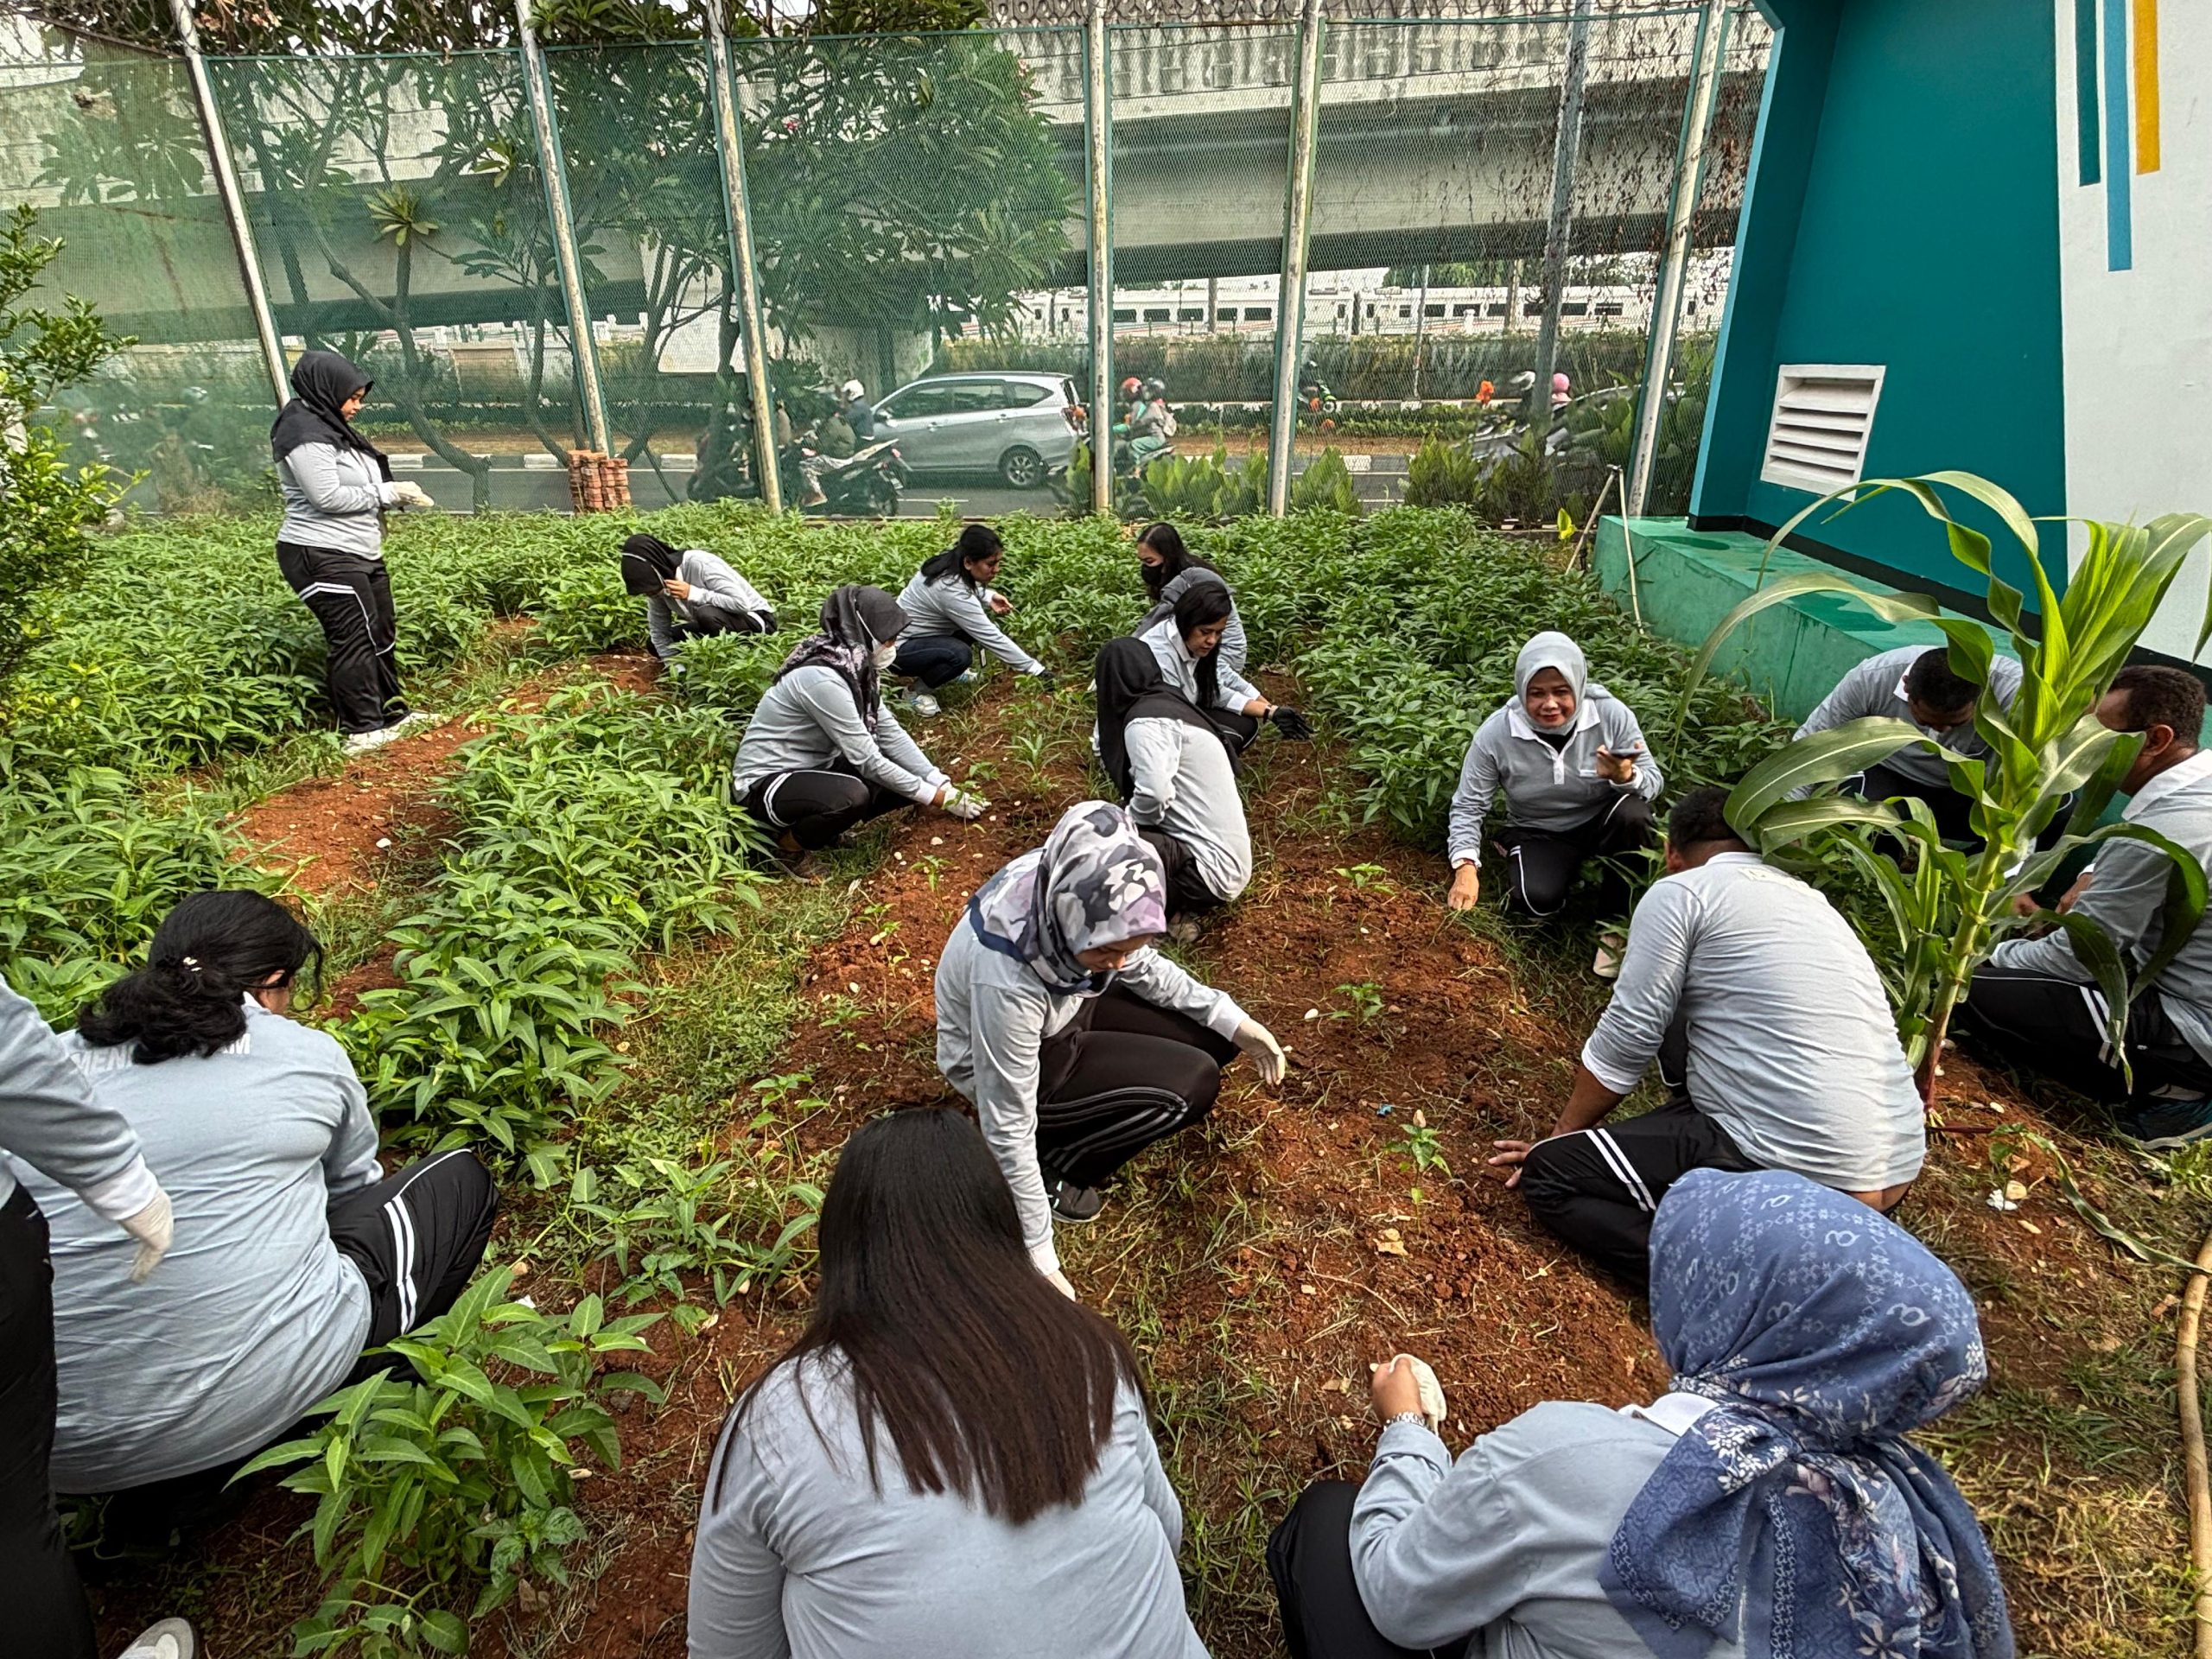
[940,785,989,822]
[1233,1017,1287,1084]
[119,1188,174,1284]
[1393,1352,1448,1430]
[388,480,435,511]
[1044,1268,1077,1300]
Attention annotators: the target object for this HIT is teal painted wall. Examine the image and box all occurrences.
[1692,0,2068,603]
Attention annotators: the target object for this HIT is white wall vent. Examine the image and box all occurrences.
[1760,364,1885,494]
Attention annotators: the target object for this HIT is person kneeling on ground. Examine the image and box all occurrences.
[1135,522,1249,681]
[1267,1167,2014,1659]
[731,584,988,859]
[893,523,1054,718]
[620,532,777,663]
[1095,636,1250,930]
[1137,582,1310,754]
[28,891,498,1508]
[935,800,1287,1281]
[1488,786,1925,1288]
[686,1108,1205,1659]
[1963,664,2212,1147]
[1795,644,2024,841]
[1446,631,1662,975]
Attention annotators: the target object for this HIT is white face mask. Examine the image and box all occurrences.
[871,640,898,671]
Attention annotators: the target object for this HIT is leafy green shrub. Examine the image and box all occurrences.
[1138,446,1266,522]
[240,1266,660,1658]
[1403,435,1483,508]
[671,629,781,720]
[1290,448,1361,516]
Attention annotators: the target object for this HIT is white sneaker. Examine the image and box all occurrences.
[950,669,980,686]
[906,690,942,718]
[118,1618,197,1659]
[390,709,442,730]
[341,726,403,757]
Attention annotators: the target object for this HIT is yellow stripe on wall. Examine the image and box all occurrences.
[2134,0,2160,174]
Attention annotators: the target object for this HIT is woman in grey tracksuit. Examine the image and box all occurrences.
[892,524,1053,717]
[1135,523,1248,677]
[620,534,777,661]
[271,350,438,753]
[1446,631,1662,923]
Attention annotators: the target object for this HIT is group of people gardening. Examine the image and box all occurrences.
[6,346,2179,1659]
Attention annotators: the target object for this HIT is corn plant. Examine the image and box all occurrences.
[238,1266,661,1658]
[1681,472,2212,1095]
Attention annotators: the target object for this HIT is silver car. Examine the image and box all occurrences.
[869,372,1082,490]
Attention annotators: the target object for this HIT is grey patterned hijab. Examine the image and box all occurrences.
[969,800,1169,994]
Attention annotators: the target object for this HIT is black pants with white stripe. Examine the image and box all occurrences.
[739,760,911,851]
[327,1149,499,1375]
[1495,792,1654,920]
[1517,1096,1759,1289]
[278,541,406,735]
[1961,963,2212,1105]
[0,1190,96,1659]
[1034,988,1240,1189]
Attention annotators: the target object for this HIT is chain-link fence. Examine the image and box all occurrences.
[0,3,1769,518]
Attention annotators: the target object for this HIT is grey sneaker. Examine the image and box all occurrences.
[341,726,403,757]
[118,1618,197,1659]
[905,689,942,719]
[1046,1177,1103,1224]
[951,668,981,686]
[2114,1096,2212,1150]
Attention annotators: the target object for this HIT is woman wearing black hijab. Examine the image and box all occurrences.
[619,533,777,662]
[272,350,438,756]
[1094,637,1250,924]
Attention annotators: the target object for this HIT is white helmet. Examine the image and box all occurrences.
[840,379,865,402]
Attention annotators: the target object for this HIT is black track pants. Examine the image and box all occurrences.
[1136,828,1230,919]
[1961,963,2212,1105]
[1847,760,2071,852]
[0,1189,95,1659]
[892,635,975,689]
[1033,988,1240,1188]
[278,541,405,735]
[1268,1479,1457,1659]
[1493,792,1655,920]
[327,1150,500,1378]
[1516,1096,1759,1288]
[740,760,912,851]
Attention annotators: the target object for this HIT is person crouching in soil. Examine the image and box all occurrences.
[933,800,1288,1289]
[1267,1167,2014,1659]
[620,532,777,663]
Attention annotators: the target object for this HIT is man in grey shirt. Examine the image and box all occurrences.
[1489,786,1925,1286]
[1794,643,2023,841]
[1966,664,2212,1148]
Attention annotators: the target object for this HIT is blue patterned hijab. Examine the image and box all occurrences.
[1603,1168,2013,1659]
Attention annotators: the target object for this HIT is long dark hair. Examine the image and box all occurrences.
[919,523,1004,587]
[721,1108,1141,1523]
[1137,521,1209,601]
[76,891,322,1065]
[1173,580,1235,713]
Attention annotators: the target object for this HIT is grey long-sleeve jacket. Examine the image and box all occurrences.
[690,1359,1205,1659]
[1141,567,1249,676]
[276,442,397,560]
[1582,852,1925,1192]
[730,665,949,806]
[1446,688,1662,867]
[0,977,156,1230]
[1137,614,1261,714]
[646,550,774,660]
[1794,644,2024,791]
[1989,747,2212,1065]
[934,915,1246,1274]
[897,570,1046,676]
[1127,716,1251,903]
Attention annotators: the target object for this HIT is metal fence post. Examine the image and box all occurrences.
[513,0,611,459]
[1626,0,1729,518]
[1268,0,1326,518]
[1531,1,1592,432]
[703,1,782,512]
[1084,0,1115,515]
[166,0,289,408]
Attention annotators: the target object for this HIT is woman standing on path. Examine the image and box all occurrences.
[893,524,1055,717]
[687,1109,1205,1658]
[933,800,1287,1284]
[271,350,438,756]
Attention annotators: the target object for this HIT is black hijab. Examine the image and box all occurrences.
[622,533,684,596]
[270,349,391,479]
[1094,636,1227,801]
[774,584,908,734]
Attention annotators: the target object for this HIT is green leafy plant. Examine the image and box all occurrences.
[1394,1119,1449,1174]
[1682,473,2212,1093]
[1290,447,1361,516]
[238,1265,661,1657]
[1332,980,1384,1024]
[1402,434,1484,509]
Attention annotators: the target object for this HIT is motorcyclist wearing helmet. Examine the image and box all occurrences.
[838,378,877,443]
[800,380,879,507]
[1122,375,1170,467]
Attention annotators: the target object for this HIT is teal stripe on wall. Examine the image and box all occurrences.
[2102,0,2133,268]
[2075,0,2101,184]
